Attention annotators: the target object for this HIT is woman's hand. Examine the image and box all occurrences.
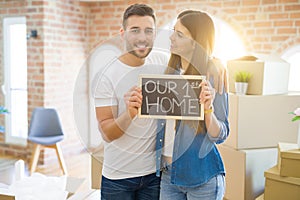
[199,80,216,111]
[124,86,143,119]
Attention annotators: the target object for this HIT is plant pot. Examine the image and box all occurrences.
[235,82,248,95]
[297,123,300,149]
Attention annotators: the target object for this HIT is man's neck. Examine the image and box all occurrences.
[119,53,145,67]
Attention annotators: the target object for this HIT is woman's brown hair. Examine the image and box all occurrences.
[167,10,215,133]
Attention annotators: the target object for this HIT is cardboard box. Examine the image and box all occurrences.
[91,143,104,189]
[255,193,264,200]
[264,166,300,200]
[217,145,277,200]
[228,54,290,95]
[0,193,15,200]
[277,143,300,178]
[225,93,300,149]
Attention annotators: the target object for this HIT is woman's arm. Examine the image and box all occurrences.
[200,80,229,143]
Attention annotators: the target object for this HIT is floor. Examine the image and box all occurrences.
[1,152,229,200]
[0,150,100,199]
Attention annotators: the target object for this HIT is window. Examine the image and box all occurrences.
[212,17,246,63]
[282,46,300,92]
[3,17,28,146]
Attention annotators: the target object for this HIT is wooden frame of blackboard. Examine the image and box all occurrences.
[138,74,205,120]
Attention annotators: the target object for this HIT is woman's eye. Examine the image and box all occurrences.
[176,32,183,38]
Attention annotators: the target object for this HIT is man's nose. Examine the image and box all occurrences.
[136,31,148,41]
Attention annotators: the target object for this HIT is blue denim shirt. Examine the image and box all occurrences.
[156,84,229,187]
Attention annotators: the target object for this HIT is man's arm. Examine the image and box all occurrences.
[95,86,142,143]
[95,106,132,142]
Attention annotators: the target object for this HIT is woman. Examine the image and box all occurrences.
[156,10,229,200]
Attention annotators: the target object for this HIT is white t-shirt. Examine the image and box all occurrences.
[93,51,168,179]
[162,119,176,157]
[162,69,185,158]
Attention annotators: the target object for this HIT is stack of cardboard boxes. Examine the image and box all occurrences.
[256,143,300,200]
[218,54,300,200]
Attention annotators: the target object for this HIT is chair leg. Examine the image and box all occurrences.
[54,143,68,175]
[30,143,41,175]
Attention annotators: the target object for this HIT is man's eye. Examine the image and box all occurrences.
[145,29,154,34]
[130,29,139,33]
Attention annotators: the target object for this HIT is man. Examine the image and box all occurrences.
[93,4,166,200]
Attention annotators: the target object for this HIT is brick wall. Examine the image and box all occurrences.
[0,0,300,165]
[0,0,90,164]
[88,0,300,54]
[0,1,30,158]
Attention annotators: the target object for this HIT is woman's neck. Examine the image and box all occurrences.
[181,58,190,73]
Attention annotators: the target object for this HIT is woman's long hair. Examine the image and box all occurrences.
[166,10,215,133]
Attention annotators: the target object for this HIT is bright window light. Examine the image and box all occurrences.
[282,48,300,92]
[212,17,246,63]
[161,15,246,65]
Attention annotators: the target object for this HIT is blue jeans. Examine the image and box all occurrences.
[160,169,225,200]
[101,173,161,200]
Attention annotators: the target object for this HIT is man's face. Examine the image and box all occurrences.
[122,15,156,59]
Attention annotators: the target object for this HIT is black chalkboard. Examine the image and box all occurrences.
[138,74,205,120]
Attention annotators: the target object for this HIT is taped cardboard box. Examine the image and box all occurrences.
[264,166,300,200]
[225,93,300,149]
[228,54,290,95]
[91,143,104,189]
[217,145,277,200]
[0,193,15,200]
[277,143,300,178]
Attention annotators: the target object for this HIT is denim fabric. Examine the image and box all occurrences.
[160,168,225,200]
[101,173,161,200]
[156,85,229,187]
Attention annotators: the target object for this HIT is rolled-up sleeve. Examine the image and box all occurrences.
[207,90,229,144]
[92,71,117,107]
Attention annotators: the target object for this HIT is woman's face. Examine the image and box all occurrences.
[170,20,194,60]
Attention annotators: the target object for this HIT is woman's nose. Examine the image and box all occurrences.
[169,32,175,41]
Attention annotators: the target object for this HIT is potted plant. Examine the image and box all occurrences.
[0,106,9,133]
[234,71,252,95]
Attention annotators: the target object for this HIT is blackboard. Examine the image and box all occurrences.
[138,74,205,120]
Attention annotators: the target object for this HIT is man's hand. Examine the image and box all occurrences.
[124,86,143,119]
[207,58,228,94]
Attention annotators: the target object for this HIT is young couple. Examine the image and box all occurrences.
[93,3,229,200]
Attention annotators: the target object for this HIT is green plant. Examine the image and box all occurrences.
[234,71,252,83]
[289,107,300,122]
[0,106,9,133]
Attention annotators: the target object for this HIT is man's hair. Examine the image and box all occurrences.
[122,4,156,28]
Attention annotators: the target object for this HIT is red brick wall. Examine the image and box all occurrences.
[88,0,300,54]
[0,1,29,158]
[41,0,90,163]
[1,0,300,165]
[0,0,90,164]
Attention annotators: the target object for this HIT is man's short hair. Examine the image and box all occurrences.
[122,4,156,28]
